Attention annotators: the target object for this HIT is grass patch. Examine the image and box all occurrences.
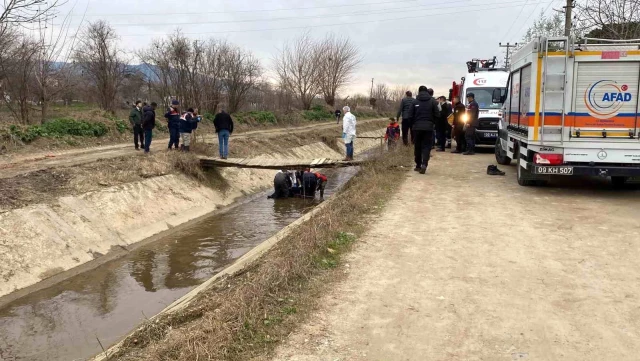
[235,111,278,125]
[302,105,332,121]
[104,147,411,361]
[9,118,108,143]
[114,119,129,133]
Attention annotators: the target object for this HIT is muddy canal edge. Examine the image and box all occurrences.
[92,148,412,361]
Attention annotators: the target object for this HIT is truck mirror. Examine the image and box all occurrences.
[492,88,502,103]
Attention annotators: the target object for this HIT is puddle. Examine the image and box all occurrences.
[0,166,358,361]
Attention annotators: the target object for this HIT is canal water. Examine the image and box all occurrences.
[0,166,358,361]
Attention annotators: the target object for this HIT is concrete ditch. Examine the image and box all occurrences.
[0,128,385,300]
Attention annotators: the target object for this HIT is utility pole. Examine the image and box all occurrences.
[564,0,574,36]
[499,42,518,67]
[370,78,374,98]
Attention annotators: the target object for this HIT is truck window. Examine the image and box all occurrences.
[510,69,521,125]
[466,87,505,109]
[519,65,532,127]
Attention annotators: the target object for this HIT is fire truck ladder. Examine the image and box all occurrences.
[540,37,569,144]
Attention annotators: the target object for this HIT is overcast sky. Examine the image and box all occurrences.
[52,0,561,97]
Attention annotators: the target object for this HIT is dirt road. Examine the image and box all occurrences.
[0,119,383,179]
[268,150,640,361]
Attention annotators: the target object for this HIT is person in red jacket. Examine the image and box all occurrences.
[314,171,328,199]
[384,117,401,149]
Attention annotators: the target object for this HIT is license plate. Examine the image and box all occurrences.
[533,166,574,175]
[483,132,497,138]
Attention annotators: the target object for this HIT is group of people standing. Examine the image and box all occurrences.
[128,100,235,158]
[396,87,480,174]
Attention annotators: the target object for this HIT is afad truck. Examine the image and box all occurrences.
[450,57,509,146]
[494,36,640,186]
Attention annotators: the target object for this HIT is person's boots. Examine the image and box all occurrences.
[185,146,190,152]
[179,144,184,151]
[419,164,427,174]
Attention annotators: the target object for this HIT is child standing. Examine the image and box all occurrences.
[385,117,401,150]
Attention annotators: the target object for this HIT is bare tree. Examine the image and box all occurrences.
[199,39,228,113]
[0,0,60,38]
[577,0,640,39]
[33,9,83,122]
[223,45,262,113]
[371,83,391,111]
[0,36,39,123]
[317,34,360,107]
[74,20,128,112]
[274,33,322,110]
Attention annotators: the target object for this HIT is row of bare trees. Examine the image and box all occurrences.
[274,32,360,110]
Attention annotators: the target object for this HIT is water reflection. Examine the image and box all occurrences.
[0,167,354,361]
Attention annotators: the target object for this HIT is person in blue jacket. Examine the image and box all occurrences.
[165,100,181,150]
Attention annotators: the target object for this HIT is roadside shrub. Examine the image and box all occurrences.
[303,105,332,121]
[235,111,277,125]
[9,118,108,143]
[204,112,215,122]
[114,119,129,133]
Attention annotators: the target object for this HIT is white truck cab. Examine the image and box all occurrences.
[460,58,509,145]
[495,36,640,186]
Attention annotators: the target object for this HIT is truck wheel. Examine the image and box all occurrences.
[516,160,535,186]
[495,138,511,165]
[611,176,628,188]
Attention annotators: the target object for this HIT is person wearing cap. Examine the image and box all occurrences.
[411,85,440,174]
[464,92,480,155]
[165,100,181,150]
[396,90,415,146]
[342,106,356,161]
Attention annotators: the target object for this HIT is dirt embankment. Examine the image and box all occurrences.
[0,122,387,300]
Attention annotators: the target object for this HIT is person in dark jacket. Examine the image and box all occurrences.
[464,93,480,155]
[129,100,144,150]
[411,86,440,174]
[436,96,453,152]
[335,109,342,124]
[165,100,181,150]
[213,108,234,159]
[141,102,157,154]
[179,108,199,152]
[396,91,415,146]
[451,96,467,153]
[301,169,318,198]
[268,170,293,199]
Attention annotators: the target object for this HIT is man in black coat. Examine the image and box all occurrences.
[141,102,157,154]
[436,96,452,152]
[396,91,415,145]
[464,93,480,155]
[410,86,440,174]
[213,108,234,159]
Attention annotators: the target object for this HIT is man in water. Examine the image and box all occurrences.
[268,170,293,199]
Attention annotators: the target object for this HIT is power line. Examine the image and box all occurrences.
[513,0,555,38]
[501,0,529,41]
[62,0,537,29]
[114,1,545,37]
[80,0,425,17]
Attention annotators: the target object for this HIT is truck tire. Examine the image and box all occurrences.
[495,138,511,165]
[516,161,535,186]
[611,176,628,188]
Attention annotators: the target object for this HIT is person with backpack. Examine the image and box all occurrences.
[213,108,234,159]
[411,85,440,174]
[384,117,401,150]
[129,100,144,150]
[141,102,157,154]
[165,100,181,150]
[179,107,200,152]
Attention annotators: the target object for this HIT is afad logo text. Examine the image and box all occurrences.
[584,80,633,119]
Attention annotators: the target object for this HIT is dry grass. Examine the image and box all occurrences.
[105,146,412,361]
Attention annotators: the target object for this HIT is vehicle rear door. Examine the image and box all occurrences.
[571,61,640,142]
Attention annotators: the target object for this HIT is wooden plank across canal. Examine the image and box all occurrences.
[199,157,365,170]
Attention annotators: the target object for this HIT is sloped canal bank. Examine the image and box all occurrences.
[0,167,358,361]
